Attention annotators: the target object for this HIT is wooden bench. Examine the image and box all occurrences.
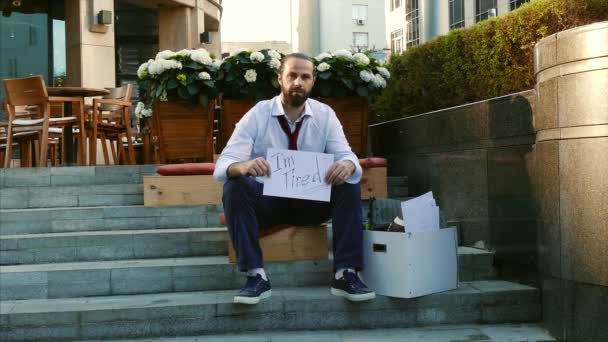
[143,158,388,263]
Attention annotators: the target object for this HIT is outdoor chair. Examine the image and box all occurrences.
[86,84,135,165]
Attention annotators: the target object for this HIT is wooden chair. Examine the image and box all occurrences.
[2,76,87,167]
[87,84,135,165]
[2,78,52,167]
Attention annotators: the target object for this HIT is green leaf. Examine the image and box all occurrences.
[342,78,354,90]
[271,78,280,89]
[319,71,332,80]
[187,83,200,96]
[177,87,190,99]
[203,80,215,88]
[356,85,369,97]
[226,73,237,82]
[166,78,179,90]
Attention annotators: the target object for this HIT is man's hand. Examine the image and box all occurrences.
[325,160,356,185]
[227,157,272,178]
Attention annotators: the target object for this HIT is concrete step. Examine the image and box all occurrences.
[79,324,556,341]
[0,247,495,300]
[0,205,224,235]
[0,183,144,209]
[0,165,156,188]
[0,228,229,265]
[0,281,541,341]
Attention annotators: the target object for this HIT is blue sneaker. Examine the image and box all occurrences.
[234,274,272,304]
[331,270,376,301]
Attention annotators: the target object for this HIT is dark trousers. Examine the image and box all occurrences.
[223,176,364,272]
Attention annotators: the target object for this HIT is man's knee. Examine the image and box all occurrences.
[332,182,361,197]
[223,176,255,202]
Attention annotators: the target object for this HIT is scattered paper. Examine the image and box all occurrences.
[401,191,440,232]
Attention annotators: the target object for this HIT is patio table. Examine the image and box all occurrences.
[47,87,110,165]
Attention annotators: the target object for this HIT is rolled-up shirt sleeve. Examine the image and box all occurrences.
[213,108,257,182]
[324,108,362,184]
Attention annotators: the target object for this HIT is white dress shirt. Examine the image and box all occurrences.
[213,95,362,184]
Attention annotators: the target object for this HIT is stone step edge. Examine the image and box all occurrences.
[0,204,221,215]
[1,227,227,240]
[0,280,538,315]
[80,324,556,342]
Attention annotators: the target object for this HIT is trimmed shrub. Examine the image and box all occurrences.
[372,0,608,121]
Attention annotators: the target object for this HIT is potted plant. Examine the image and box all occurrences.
[217,48,284,149]
[312,49,390,156]
[135,48,221,163]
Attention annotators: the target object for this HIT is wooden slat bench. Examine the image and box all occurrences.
[143,158,388,263]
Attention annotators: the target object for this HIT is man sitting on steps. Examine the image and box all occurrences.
[213,52,375,305]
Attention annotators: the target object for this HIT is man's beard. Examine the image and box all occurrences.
[283,88,310,107]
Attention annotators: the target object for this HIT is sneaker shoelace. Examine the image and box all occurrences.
[343,271,367,291]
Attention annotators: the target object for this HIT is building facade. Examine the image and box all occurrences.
[386,0,531,56]
[0,0,222,118]
[221,0,387,60]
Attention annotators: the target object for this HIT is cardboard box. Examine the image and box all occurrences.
[360,227,458,298]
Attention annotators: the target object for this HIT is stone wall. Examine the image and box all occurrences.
[534,22,608,342]
[370,90,537,282]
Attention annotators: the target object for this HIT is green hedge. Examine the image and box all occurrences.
[372,0,608,121]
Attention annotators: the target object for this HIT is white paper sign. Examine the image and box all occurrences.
[262,148,334,202]
[401,191,440,232]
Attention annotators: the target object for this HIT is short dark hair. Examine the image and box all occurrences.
[279,53,314,76]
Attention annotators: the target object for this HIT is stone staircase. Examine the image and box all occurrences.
[0,166,553,341]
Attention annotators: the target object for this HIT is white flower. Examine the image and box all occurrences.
[191,49,212,65]
[137,59,154,78]
[268,58,281,70]
[244,69,257,83]
[155,50,176,60]
[359,70,374,83]
[267,50,281,60]
[176,49,192,57]
[316,52,332,61]
[372,74,387,88]
[353,53,370,65]
[333,49,353,60]
[148,59,182,75]
[317,62,331,72]
[250,51,265,63]
[134,102,152,119]
[211,59,223,69]
[198,72,211,80]
[232,48,248,56]
[377,66,391,79]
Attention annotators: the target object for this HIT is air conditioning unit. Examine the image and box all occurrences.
[488,8,497,17]
[356,19,365,25]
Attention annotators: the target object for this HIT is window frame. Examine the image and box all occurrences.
[449,0,465,30]
[475,0,498,23]
[353,32,369,49]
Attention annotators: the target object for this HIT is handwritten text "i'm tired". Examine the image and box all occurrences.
[270,151,323,191]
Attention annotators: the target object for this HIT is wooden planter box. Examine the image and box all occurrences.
[153,100,214,163]
[317,96,368,157]
[220,99,255,150]
[219,97,368,156]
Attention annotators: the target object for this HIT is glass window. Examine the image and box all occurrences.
[476,0,498,22]
[510,0,530,11]
[449,0,465,30]
[391,29,403,54]
[352,5,368,21]
[405,0,419,47]
[0,1,65,119]
[353,32,369,48]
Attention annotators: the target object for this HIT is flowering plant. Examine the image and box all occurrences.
[134,48,221,119]
[312,49,390,98]
[217,48,284,103]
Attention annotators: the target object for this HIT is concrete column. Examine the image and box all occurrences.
[464,0,476,28]
[296,0,313,55]
[158,6,193,51]
[497,0,510,17]
[65,0,116,88]
[534,22,608,341]
[420,0,449,43]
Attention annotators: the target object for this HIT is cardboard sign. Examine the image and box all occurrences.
[262,148,334,202]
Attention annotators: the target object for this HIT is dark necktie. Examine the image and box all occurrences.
[277,115,305,150]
